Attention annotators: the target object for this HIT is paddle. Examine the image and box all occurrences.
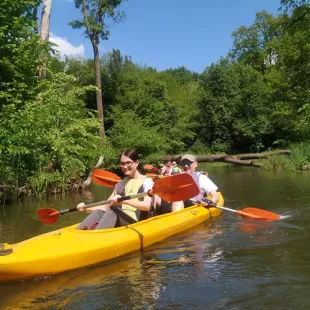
[143,164,154,170]
[88,170,280,220]
[200,198,280,220]
[37,173,200,224]
[144,165,159,174]
[145,173,158,179]
[92,169,121,187]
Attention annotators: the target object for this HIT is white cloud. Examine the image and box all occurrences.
[50,33,85,58]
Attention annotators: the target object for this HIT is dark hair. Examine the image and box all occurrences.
[120,148,140,162]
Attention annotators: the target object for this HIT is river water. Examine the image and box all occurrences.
[0,165,309,309]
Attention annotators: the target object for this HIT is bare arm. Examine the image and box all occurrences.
[208,191,219,204]
[121,195,152,211]
[77,189,116,212]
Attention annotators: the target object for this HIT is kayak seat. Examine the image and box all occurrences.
[110,206,137,225]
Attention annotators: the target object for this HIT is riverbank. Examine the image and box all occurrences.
[1,143,310,205]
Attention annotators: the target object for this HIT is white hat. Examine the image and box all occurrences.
[181,154,196,162]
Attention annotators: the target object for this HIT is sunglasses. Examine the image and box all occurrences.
[180,161,193,167]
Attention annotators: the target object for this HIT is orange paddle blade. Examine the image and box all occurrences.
[146,173,159,179]
[241,207,281,220]
[37,208,60,224]
[144,164,154,170]
[92,169,121,188]
[151,174,199,202]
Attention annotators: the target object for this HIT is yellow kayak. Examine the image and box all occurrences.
[0,197,223,282]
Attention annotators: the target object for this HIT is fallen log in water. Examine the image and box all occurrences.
[164,150,292,168]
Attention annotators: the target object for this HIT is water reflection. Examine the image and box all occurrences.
[0,221,226,309]
[1,167,310,309]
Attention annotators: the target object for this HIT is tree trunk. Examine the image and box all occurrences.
[40,0,52,41]
[92,42,105,139]
[82,155,105,187]
[39,0,52,80]
[164,150,292,168]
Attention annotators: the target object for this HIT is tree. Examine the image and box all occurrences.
[70,0,125,140]
[197,59,269,153]
[230,11,282,73]
[266,5,310,144]
[280,0,310,11]
[0,0,41,108]
[40,0,52,42]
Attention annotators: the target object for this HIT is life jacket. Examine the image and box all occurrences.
[171,167,181,175]
[116,177,146,221]
[189,172,205,202]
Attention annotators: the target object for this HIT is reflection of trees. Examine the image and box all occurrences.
[0,208,225,309]
[0,252,165,309]
[0,188,111,244]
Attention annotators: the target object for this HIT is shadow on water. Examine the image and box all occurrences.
[1,166,310,309]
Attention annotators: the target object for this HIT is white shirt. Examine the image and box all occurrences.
[198,174,218,194]
[142,177,154,192]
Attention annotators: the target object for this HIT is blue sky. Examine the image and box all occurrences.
[50,0,281,73]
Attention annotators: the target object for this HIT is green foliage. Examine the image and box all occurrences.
[70,0,125,42]
[3,0,310,203]
[104,62,199,154]
[262,143,310,171]
[197,59,269,153]
[188,139,212,154]
[0,0,42,108]
[261,154,296,171]
[280,0,310,12]
[230,11,282,73]
[230,5,310,149]
[29,171,64,198]
[108,108,168,163]
[290,142,310,169]
[0,73,101,198]
[163,66,199,84]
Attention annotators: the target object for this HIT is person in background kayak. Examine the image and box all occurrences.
[171,161,181,175]
[156,154,219,213]
[76,148,154,230]
[163,160,172,176]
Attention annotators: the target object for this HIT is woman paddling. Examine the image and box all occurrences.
[76,148,154,230]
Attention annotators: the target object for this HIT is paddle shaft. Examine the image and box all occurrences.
[199,198,240,212]
[59,191,153,215]
[198,198,278,220]
[209,204,261,218]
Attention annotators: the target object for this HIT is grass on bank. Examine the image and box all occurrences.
[262,143,310,171]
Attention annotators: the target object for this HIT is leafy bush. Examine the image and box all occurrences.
[0,73,101,198]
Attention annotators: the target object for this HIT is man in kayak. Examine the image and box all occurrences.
[76,149,154,230]
[174,154,219,210]
[156,154,219,213]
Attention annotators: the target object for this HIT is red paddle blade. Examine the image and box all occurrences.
[92,169,121,188]
[37,208,60,224]
[152,174,199,202]
[240,207,281,220]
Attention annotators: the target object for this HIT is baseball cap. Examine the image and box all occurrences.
[181,154,196,162]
